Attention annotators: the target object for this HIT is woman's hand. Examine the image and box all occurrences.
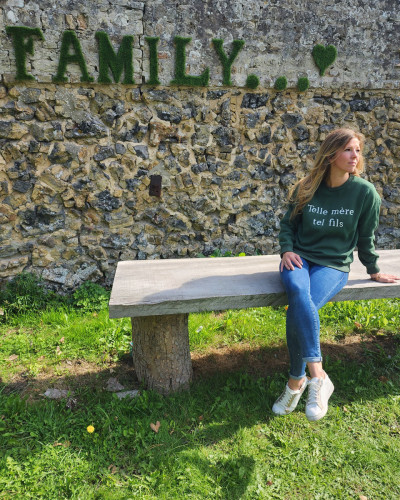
[370,272,400,283]
[280,252,303,272]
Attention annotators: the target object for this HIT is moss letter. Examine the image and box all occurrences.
[6,26,44,81]
[53,30,93,83]
[212,39,245,86]
[170,36,209,87]
[95,31,134,84]
[145,37,160,85]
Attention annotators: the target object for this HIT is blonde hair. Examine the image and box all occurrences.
[289,128,365,219]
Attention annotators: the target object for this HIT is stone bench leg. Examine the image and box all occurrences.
[131,313,192,395]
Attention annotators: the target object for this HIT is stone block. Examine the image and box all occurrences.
[0,256,29,277]
[0,121,29,139]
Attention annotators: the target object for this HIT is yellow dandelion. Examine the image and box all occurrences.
[87,425,95,433]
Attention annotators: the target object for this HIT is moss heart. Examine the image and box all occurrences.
[312,44,337,76]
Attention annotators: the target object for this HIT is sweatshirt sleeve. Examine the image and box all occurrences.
[356,185,381,274]
[279,204,299,256]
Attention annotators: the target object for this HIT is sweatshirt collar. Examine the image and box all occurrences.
[322,175,355,192]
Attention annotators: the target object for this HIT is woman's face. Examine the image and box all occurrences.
[330,137,361,175]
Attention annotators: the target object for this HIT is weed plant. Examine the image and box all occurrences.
[0,277,399,498]
[0,272,67,319]
[72,282,110,312]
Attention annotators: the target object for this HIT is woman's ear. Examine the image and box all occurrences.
[327,153,336,165]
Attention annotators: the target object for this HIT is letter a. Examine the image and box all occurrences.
[53,30,93,83]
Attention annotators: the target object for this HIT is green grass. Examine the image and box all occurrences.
[189,307,287,350]
[0,308,132,379]
[1,292,400,499]
[189,298,400,351]
[1,368,399,499]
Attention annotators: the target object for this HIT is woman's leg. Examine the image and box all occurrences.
[281,261,348,375]
[280,258,315,382]
[272,259,311,415]
[306,264,348,378]
[274,260,348,418]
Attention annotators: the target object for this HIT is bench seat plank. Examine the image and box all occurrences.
[109,250,400,318]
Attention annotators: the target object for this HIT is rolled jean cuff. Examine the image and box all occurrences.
[303,356,323,363]
[289,372,307,380]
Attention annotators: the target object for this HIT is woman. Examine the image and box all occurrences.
[272,128,399,422]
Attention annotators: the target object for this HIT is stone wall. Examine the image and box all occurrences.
[1,0,399,88]
[0,1,399,289]
[1,83,399,288]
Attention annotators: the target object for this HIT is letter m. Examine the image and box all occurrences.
[96,31,134,84]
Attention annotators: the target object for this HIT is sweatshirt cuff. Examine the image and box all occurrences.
[367,263,380,275]
[279,246,293,258]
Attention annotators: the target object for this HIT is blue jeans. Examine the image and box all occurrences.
[280,258,348,379]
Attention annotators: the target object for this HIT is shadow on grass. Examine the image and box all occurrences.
[192,333,399,378]
[0,333,399,498]
[1,332,399,404]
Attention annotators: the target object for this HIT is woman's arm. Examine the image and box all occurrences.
[358,187,399,282]
[279,196,305,272]
[356,187,381,274]
[278,204,299,255]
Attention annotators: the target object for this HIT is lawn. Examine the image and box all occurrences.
[0,275,399,499]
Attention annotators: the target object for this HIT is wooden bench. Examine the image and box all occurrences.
[109,250,400,394]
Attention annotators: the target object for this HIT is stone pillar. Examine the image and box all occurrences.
[131,313,192,394]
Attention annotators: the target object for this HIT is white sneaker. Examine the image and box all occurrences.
[305,373,334,422]
[272,378,308,416]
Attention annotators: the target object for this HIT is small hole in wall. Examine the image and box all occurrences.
[149,175,162,197]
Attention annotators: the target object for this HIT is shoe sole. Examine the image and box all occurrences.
[306,383,334,422]
[272,407,295,416]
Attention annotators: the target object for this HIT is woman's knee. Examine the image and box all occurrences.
[282,276,309,298]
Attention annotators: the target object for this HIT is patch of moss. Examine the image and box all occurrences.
[245,74,260,89]
[274,76,287,91]
[297,77,310,92]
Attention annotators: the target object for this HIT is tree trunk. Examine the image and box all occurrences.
[130,313,192,395]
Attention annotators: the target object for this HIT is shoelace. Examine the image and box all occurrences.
[276,387,299,410]
[307,380,322,408]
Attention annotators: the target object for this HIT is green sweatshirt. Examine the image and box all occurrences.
[279,175,381,274]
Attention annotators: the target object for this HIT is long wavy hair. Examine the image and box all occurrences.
[289,128,365,219]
